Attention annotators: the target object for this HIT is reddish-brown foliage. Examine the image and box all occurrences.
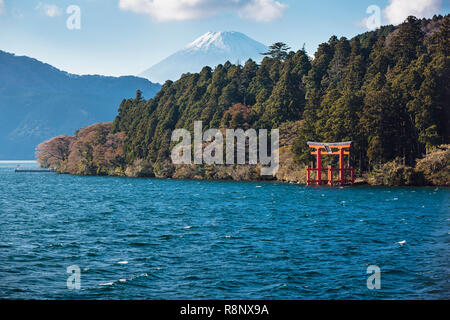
[36,135,75,169]
[221,103,253,128]
[36,123,127,175]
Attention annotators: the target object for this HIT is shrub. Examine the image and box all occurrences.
[125,159,154,178]
[415,145,450,186]
[368,158,425,186]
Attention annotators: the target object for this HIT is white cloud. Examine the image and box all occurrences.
[118,0,287,22]
[0,0,5,15]
[36,3,63,18]
[239,0,287,22]
[384,0,442,25]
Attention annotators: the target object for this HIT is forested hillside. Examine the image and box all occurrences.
[37,15,450,185]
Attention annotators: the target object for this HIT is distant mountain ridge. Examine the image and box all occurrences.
[0,50,161,159]
[140,31,268,83]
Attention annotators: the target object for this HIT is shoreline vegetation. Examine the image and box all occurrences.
[36,121,449,186]
[36,16,449,187]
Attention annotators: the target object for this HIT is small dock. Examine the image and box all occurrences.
[14,168,56,173]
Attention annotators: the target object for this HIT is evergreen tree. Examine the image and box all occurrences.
[262,42,291,60]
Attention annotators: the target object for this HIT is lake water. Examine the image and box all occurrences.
[0,162,448,299]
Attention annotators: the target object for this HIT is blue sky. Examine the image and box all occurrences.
[0,0,448,77]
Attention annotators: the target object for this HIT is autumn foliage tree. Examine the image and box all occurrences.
[37,123,127,175]
[36,135,75,169]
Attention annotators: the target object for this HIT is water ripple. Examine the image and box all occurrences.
[0,163,449,299]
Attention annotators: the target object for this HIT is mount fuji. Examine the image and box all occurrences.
[140,31,268,83]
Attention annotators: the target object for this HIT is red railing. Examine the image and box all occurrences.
[306,167,354,186]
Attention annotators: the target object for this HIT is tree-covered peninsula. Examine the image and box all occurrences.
[37,16,450,186]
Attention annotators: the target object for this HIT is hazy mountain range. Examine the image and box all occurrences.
[0,50,161,160]
[140,31,268,83]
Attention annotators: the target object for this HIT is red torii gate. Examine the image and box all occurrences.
[306,141,354,186]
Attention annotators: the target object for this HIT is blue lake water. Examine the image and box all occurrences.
[0,162,448,299]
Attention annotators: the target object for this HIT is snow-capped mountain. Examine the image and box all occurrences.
[140,31,268,83]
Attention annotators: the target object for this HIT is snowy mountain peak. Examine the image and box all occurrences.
[140,31,267,83]
[185,31,247,51]
[185,31,260,52]
[186,31,227,50]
